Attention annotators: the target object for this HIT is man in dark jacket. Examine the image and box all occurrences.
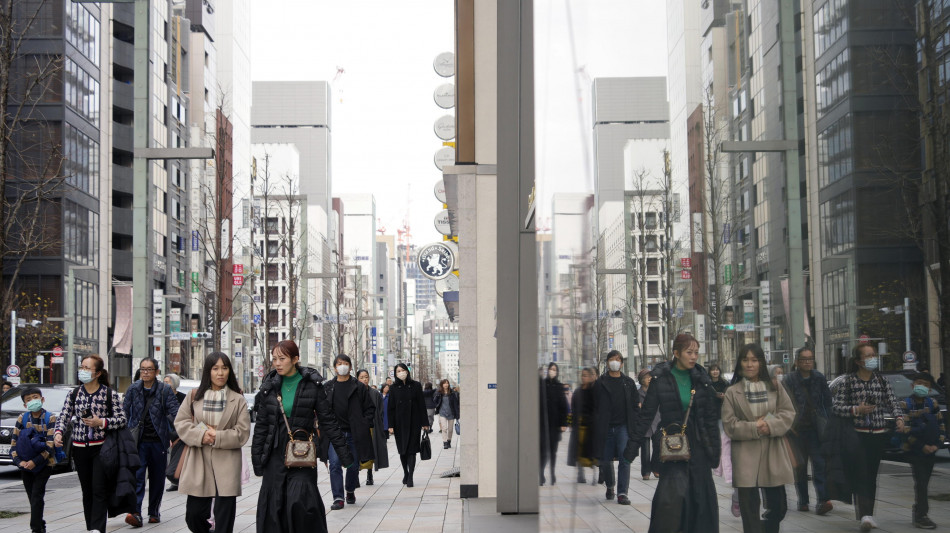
[784,346,834,516]
[323,354,375,510]
[591,350,640,505]
[122,357,179,527]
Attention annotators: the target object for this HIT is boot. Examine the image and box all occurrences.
[447,440,452,449]
[550,465,556,486]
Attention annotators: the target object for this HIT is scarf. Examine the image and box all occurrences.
[744,379,769,418]
[202,389,228,428]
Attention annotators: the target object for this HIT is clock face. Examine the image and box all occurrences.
[418,243,454,280]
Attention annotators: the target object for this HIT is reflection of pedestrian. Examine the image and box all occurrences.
[423,383,436,433]
[592,351,639,506]
[723,344,796,533]
[540,363,569,486]
[831,342,905,532]
[636,369,659,480]
[900,372,944,529]
[783,347,833,515]
[567,368,596,483]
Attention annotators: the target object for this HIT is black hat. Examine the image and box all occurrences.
[909,372,936,387]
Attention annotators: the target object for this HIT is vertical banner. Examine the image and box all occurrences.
[152,289,164,366]
[371,326,377,364]
[112,285,134,354]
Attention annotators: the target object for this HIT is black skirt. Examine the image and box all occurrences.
[256,431,328,533]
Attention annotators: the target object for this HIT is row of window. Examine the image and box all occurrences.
[814,0,848,59]
[66,2,100,67]
[64,58,100,124]
[64,200,98,267]
[819,190,855,256]
[816,49,850,120]
[822,267,848,329]
[63,123,100,198]
[816,113,854,189]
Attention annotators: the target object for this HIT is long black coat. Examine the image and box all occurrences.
[591,372,640,462]
[567,385,595,467]
[388,378,427,455]
[633,361,721,533]
[366,386,390,470]
[320,377,375,464]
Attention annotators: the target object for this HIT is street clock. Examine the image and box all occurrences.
[418,242,454,280]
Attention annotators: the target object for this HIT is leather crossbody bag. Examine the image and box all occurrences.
[278,395,317,468]
[659,389,694,463]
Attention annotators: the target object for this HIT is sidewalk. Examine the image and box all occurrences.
[0,429,463,532]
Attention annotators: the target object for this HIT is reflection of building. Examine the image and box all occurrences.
[401,244,438,313]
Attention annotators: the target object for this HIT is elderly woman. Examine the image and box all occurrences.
[164,373,186,405]
[722,344,796,533]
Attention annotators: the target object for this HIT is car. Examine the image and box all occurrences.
[0,384,78,472]
[829,371,949,456]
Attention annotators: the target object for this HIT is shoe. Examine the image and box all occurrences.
[444,441,450,449]
[643,475,651,480]
[550,474,556,485]
[617,495,631,505]
[606,487,615,500]
[167,484,178,492]
[345,492,356,504]
[366,478,374,486]
[407,479,414,488]
[914,516,937,529]
[148,516,160,524]
[731,501,741,518]
[816,501,833,516]
[330,500,344,511]
[798,504,810,512]
[125,514,143,528]
[447,441,452,449]
[860,516,877,531]
[652,471,659,479]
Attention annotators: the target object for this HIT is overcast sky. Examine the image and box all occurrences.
[251,1,667,244]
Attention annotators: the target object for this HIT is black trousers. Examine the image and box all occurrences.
[186,495,236,533]
[854,432,889,518]
[73,445,109,533]
[399,453,417,483]
[737,486,787,533]
[639,437,651,477]
[22,466,52,533]
[909,454,937,519]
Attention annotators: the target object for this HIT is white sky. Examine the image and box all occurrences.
[251,1,667,244]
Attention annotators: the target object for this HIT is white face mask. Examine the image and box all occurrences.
[397,371,408,381]
[336,364,350,376]
[608,360,622,372]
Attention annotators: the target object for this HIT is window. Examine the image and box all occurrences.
[644,212,658,229]
[265,217,279,234]
[816,49,850,120]
[648,327,660,345]
[267,287,279,303]
[817,113,853,188]
[814,0,848,59]
[65,2,100,66]
[647,258,659,275]
[64,59,100,124]
[63,200,98,266]
[63,123,99,197]
[265,264,278,280]
[647,281,659,299]
[644,236,658,252]
[820,191,855,255]
[648,304,660,322]
[822,267,848,329]
[267,241,279,256]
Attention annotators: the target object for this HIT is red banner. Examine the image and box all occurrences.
[233,275,244,286]
[681,257,692,268]
[681,270,692,280]
[233,264,244,275]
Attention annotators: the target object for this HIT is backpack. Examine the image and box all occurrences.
[16,411,58,470]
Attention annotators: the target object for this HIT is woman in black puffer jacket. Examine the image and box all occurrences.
[630,333,721,533]
[252,341,353,533]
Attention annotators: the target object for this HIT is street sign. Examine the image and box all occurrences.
[170,332,191,341]
[51,355,64,364]
[36,355,44,368]
[735,323,755,332]
[859,334,870,343]
[235,350,243,359]
[257,366,265,378]
[903,350,917,363]
[6,365,20,377]
[52,346,63,357]
[389,370,395,378]
[253,314,261,325]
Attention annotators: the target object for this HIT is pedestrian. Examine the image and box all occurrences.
[591,351,639,505]
[722,343,796,533]
[386,377,393,388]
[636,369,660,481]
[164,374,186,405]
[540,363,569,486]
[252,340,353,533]
[175,353,250,533]
[632,334,721,533]
[423,382,436,433]
[387,363,430,487]
[356,369,389,486]
[899,372,944,529]
[2,381,14,394]
[567,367,596,483]
[381,384,391,437]
[123,357,180,527]
[831,342,905,531]
[434,379,460,450]
[707,363,728,411]
[783,347,833,515]
[937,372,946,389]
[11,386,60,533]
[54,354,127,533]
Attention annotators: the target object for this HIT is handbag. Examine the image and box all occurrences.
[166,439,188,483]
[455,420,460,435]
[659,389,694,463]
[419,431,432,460]
[278,395,318,468]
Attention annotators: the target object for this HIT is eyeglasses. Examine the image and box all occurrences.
[798,357,815,362]
[139,368,156,373]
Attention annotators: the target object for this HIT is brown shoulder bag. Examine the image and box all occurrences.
[278,395,317,468]
[659,389,695,462]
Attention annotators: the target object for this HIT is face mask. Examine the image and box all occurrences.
[914,385,930,397]
[336,364,350,376]
[26,399,43,412]
[608,360,622,372]
[864,357,879,371]
[775,374,785,382]
[78,369,94,384]
[397,371,408,381]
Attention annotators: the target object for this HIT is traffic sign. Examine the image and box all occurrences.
[7,365,20,377]
[389,370,395,378]
[257,365,265,378]
[903,351,917,363]
[51,355,64,364]
[52,346,63,357]
[859,334,870,343]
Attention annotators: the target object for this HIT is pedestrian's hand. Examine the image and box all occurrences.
[560,426,567,432]
[21,460,35,470]
[81,415,103,428]
[717,392,725,399]
[422,426,430,432]
[895,419,905,432]
[202,430,215,445]
[389,428,394,435]
[756,418,770,436]
[924,444,938,455]
[53,433,63,447]
[856,402,874,415]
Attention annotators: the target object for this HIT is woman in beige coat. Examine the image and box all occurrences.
[174,352,251,533]
[722,344,796,533]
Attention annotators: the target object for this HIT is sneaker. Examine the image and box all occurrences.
[125,514,143,528]
[617,495,631,505]
[148,516,160,524]
[914,516,937,529]
[860,516,878,531]
[643,475,651,480]
[731,501,741,518]
[606,487,615,500]
[816,501,833,516]
[330,500,344,511]
[345,492,356,505]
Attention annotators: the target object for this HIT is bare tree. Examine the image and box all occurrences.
[0,0,66,364]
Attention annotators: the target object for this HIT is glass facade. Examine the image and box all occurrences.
[820,190,855,255]
[63,200,99,267]
[66,2,100,66]
[813,0,848,59]
[817,113,853,188]
[63,123,99,197]
[65,58,100,124]
[816,48,850,119]
[822,267,848,329]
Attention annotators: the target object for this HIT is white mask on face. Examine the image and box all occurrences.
[397,371,408,381]
[608,360,622,372]
[336,364,350,376]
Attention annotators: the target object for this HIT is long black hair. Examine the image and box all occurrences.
[394,362,413,384]
[195,352,242,400]
[732,343,773,390]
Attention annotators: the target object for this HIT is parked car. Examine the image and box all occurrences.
[829,370,949,456]
[0,384,77,472]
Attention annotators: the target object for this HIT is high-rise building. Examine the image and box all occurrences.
[666,0,703,199]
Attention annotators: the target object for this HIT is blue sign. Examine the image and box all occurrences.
[242,314,249,324]
[192,230,199,251]
[253,314,261,324]
[487,383,497,389]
